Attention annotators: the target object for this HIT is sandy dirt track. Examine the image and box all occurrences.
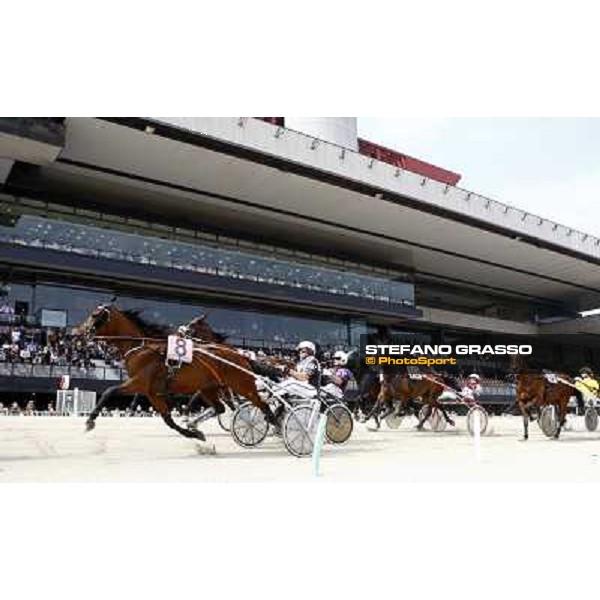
[2,414,600,482]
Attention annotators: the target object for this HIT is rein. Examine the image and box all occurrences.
[192,344,281,396]
[93,335,167,343]
[421,375,476,407]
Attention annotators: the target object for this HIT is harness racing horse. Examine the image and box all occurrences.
[370,373,452,430]
[344,350,380,420]
[511,356,574,441]
[180,315,235,421]
[78,305,278,442]
[182,316,290,426]
[184,315,228,343]
[517,374,574,441]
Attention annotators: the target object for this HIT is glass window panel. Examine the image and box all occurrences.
[0,213,415,306]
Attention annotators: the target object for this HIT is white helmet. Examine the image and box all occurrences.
[333,351,347,365]
[468,373,481,381]
[297,341,316,354]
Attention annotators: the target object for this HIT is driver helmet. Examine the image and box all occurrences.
[467,373,481,382]
[580,367,594,378]
[177,325,190,337]
[297,341,316,355]
[333,350,348,366]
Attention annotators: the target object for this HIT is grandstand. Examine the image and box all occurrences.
[1,117,600,408]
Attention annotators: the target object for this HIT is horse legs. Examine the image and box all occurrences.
[127,393,152,415]
[417,403,432,430]
[366,378,394,427]
[187,388,226,431]
[161,412,206,441]
[436,402,455,427]
[239,385,279,427]
[85,384,122,431]
[363,393,386,429]
[143,390,207,441]
[187,391,208,414]
[404,398,418,417]
[518,399,530,441]
[426,392,454,427]
[554,401,568,440]
[220,390,236,411]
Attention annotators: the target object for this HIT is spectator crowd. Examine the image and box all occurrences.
[0,325,120,369]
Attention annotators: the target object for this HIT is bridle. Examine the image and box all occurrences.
[85,305,112,341]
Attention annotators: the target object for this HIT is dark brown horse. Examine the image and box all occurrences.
[518,375,574,441]
[183,315,228,343]
[512,358,574,441]
[372,373,452,430]
[78,305,277,442]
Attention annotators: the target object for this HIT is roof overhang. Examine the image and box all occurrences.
[3,117,600,312]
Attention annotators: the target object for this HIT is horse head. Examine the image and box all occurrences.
[76,304,113,340]
[186,314,227,343]
[78,304,144,340]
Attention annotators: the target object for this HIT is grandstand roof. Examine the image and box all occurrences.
[3,117,600,312]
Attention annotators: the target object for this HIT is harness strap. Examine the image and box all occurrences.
[421,375,473,406]
[192,346,280,396]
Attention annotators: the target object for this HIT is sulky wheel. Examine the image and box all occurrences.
[585,407,599,432]
[282,404,320,458]
[430,408,448,432]
[230,402,269,448]
[539,405,559,438]
[325,403,354,445]
[466,406,489,437]
[217,405,234,432]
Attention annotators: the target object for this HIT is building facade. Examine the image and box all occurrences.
[1,117,600,400]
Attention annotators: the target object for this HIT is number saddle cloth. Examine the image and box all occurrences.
[166,335,194,368]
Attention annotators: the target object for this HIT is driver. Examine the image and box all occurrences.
[461,373,482,402]
[325,351,354,393]
[574,367,599,414]
[289,341,321,388]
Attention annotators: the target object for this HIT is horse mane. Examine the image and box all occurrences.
[187,316,228,343]
[121,309,171,338]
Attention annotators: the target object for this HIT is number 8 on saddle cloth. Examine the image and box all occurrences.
[167,335,194,366]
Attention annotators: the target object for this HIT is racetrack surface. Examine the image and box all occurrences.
[2,415,600,483]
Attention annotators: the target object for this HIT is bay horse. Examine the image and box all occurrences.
[125,313,227,415]
[375,373,453,430]
[510,356,574,441]
[178,316,299,431]
[183,315,228,343]
[78,305,278,442]
[517,375,574,441]
[344,349,381,420]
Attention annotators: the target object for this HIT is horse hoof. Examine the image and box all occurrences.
[196,442,216,455]
[85,420,95,432]
[195,430,206,442]
[448,420,456,427]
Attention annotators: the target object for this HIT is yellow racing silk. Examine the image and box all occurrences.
[575,378,599,401]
